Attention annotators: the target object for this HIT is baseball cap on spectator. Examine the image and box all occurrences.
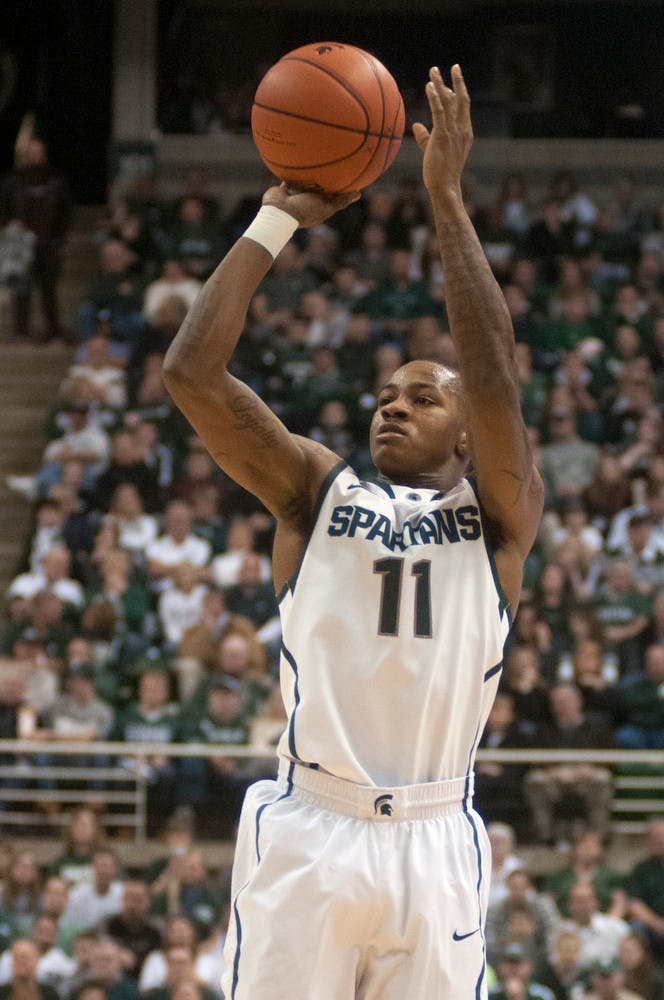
[19,628,42,644]
[134,647,172,674]
[210,674,243,693]
[500,943,531,963]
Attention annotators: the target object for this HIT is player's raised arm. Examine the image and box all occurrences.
[413,66,543,563]
[163,185,358,520]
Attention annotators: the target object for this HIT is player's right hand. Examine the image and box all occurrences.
[262,182,360,228]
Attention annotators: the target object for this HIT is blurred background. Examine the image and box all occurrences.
[2,0,664,202]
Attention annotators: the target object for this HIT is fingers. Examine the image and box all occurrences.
[411,122,430,150]
[426,64,471,128]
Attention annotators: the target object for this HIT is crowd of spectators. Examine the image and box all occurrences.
[2,154,664,996]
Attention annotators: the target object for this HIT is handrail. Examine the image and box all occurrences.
[0,740,661,765]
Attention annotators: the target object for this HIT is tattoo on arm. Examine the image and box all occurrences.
[230,394,279,449]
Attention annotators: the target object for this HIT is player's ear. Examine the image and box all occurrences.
[455,428,469,459]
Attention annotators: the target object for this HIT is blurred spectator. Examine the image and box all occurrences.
[139,916,196,993]
[80,936,140,1000]
[626,817,664,964]
[144,807,196,891]
[104,881,161,980]
[591,560,651,681]
[583,450,633,535]
[31,663,113,791]
[207,516,269,590]
[0,138,72,342]
[157,564,207,648]
[65,337,127,411]
[113,666,181,834]
[146,501,211,591]
[579,955,643,1000]
[487,823,524,909]
[2,629,59,715]
[165,197,225,281]
[142,262,201,323]
[141,946,217,1000]
[223,553,278,635]
[62,850,123,931]
[36,876,83,955]
[34,401,110,500]
[0,939,59,1000]
[150,850,220,941]
[7,545,84,611]
[105,486,158,564]
[558,883,630,972]
[540,403,601,507]
[0,853,42,936]
[616,644,664,748]
[524,683,614,845]
[618,932,664,1000]
[534,929,586,1000]
[48,807,106,887]
[475,692,532,839]
[543,830,627,919]
[0,914,76,995]
[572,640,628,730]
[77,240,146,347]
[360,247,437,336]
[89,430,162,515]
[501,643,552,728]
[490,942,556,1000]
[179,674,254,837]
[486,867,560,971]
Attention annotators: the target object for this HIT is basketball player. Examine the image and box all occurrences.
[164,65,543,1000]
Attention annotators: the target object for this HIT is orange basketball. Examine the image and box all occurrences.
[251,42,405,194]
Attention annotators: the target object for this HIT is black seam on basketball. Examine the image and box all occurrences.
[253,102,400,140]
[339,49,388,189]
[279,55,371,131]
[378,96,405,176]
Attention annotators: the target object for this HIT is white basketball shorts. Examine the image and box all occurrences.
[221,760,491,999]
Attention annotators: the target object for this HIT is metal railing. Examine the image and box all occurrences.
[0,741,661,843]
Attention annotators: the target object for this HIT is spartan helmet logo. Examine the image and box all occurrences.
[374,794,394,816]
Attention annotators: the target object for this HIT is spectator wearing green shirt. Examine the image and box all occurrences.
[179,675,259,838]
[592,560,652,682]
[360,247,439,337]
[616,645,664,749]
[489,942,556,1000]
[150,850,221,941]
[543,831,627,919]
[112,668,182,835]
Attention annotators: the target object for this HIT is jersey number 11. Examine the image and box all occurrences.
[374,557,432,638]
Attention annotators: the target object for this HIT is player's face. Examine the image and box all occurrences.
[369,361,466,485]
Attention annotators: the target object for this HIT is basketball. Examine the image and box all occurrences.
[251,42,405,194]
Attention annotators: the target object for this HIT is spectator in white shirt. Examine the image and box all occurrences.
[158,564,208,648]
[107,483,158,563]
[146,501,211,591]
[62,850,124,932]
[558,882,630,976]
[37,400,110,496]
[0,915,77,997]
[66,336,127,409]
[142,261,202,322]
[7,545,84,609]
[208,516,270,590]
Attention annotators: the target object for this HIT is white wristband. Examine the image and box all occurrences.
[242,205,298,259]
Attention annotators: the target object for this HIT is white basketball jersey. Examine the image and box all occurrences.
[276,463,511,788]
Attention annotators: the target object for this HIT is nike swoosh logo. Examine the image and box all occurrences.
[453,928,480,942]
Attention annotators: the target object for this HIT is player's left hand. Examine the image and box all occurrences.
[412,64,473,198]
[263,182,360,228]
